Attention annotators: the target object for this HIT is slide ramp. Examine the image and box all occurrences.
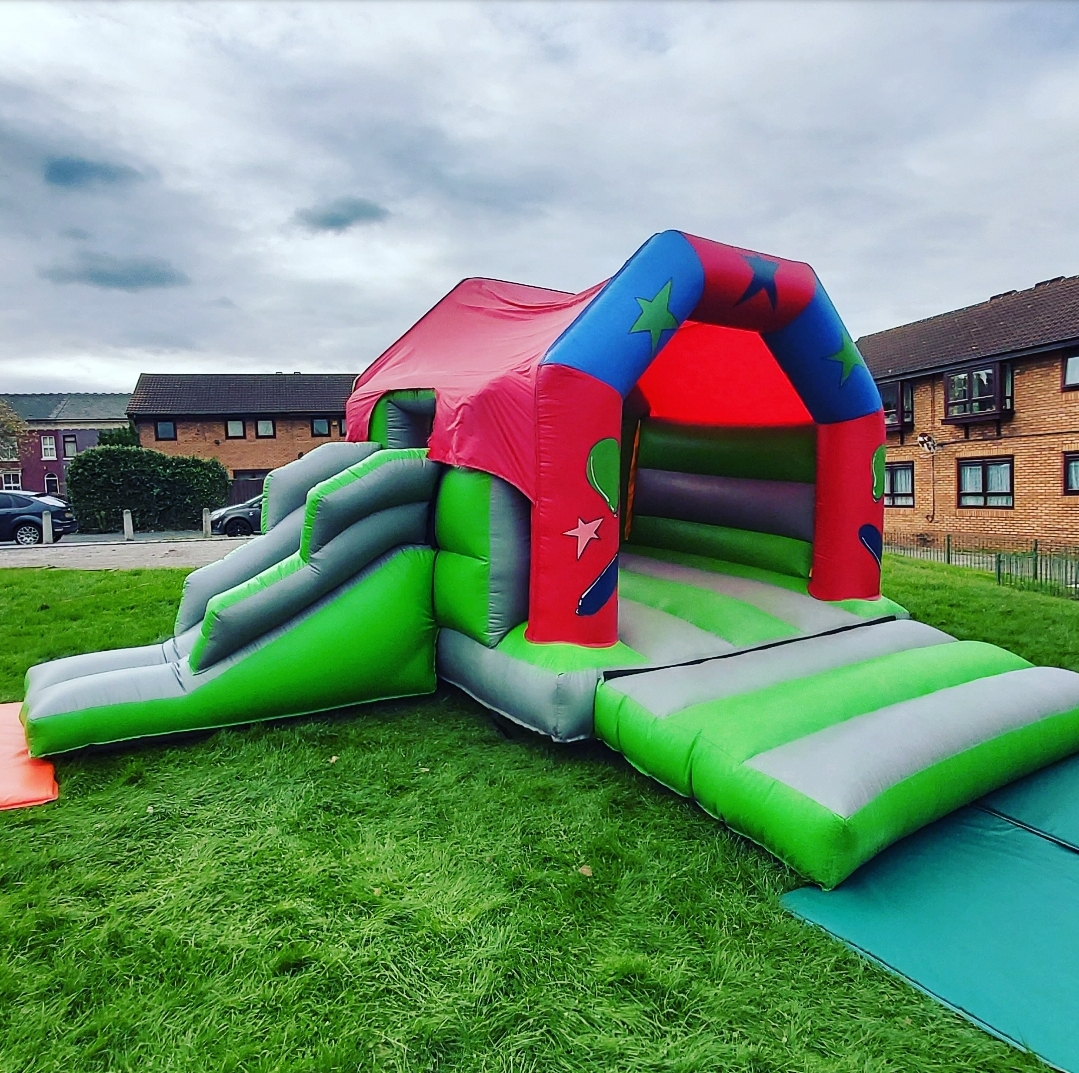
[22,445,443,756]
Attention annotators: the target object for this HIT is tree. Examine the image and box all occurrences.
[0,399,29,462]
[97,422,141,447]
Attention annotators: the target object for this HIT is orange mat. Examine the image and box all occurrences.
[0,702,57,810]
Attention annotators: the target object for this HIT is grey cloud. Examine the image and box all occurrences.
[43,155,140,188]
[40,252,190,291]
[294,196,389,232]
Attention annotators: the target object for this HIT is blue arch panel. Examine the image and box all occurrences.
[763,285,881,424]
[542,230,705,398]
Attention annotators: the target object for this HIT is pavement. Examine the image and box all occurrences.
[0,533,251,570]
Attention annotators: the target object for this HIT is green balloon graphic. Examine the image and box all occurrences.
[871,444,887,501]
[587,438,620,514]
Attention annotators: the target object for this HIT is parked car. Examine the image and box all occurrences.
[0,492,78,545]
[210,495,262,537]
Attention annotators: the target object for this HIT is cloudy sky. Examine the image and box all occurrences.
[2,1,1078,393]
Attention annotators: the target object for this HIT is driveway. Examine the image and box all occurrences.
[0,535,250,570]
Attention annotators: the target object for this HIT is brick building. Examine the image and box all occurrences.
[0,393,131,496]
[858,275,1079,550]
[127,373,357,498]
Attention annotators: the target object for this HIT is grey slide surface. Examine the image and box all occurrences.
[607,620,955,718]
[634,468,815,543]
[175,506,306,633]
[437,629,603,742]
[262,441,380,531]
[619,552,860,634]
[746,666,1079,817]
[618,598,734,665]
[307,455,442,553]
[485,476,531,645]
[24,625,201,704]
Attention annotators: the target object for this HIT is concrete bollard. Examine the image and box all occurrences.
[202,507,212,539]
[42,511,53,545]
[123,509,134,541]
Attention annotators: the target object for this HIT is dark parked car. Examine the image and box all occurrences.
[0,492,78,545]
[210,495,262,537]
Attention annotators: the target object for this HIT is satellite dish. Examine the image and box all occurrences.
[917,433,940,454]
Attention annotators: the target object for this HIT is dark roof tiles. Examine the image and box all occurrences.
[857,274,1079,379]
[127,373,358,416]
[1,393,132,423]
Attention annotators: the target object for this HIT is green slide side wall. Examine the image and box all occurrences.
[190,449,427,671]
[25,547,437,757]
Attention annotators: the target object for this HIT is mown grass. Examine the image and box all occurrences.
[0,561,1068,1072]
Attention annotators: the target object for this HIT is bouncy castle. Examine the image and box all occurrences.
[20,231,1079,889]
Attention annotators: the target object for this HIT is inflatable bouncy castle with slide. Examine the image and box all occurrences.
[20,231,1079,889]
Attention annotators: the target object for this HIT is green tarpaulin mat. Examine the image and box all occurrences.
[783,771,1079,1071]
[981,752,1079,852]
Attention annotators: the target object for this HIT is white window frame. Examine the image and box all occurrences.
[2,471,22,491]
[41,434,57,460]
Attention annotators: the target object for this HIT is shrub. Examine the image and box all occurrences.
[66,446,229,532]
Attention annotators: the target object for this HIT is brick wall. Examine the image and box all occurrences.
[136,416,347,477]
[883,348,1079,550]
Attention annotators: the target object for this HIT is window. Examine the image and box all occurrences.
[2,472,22,490]
[41,435,56,460]
[226,419,246,439]
[256,419,276,438]
[945,363,1013,421]
[884,462,914,507]
[339,418,348,437]
[44,473,59,495]
[62,435,78,459]
[311,418,331,437]
[155,420,176,441]
[1065,453,1079,495]
[1065,354,1079,389]
[880,381,913,429]
[958,457,1013,508]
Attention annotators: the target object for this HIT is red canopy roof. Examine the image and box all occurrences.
[347,275,811,501]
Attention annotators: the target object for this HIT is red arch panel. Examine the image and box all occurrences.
[635,321,812,427]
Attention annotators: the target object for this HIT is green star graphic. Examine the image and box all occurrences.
[827,334,867,384]
[630,280,679,354]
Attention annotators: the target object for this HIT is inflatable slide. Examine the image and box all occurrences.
[21,230,1079,893]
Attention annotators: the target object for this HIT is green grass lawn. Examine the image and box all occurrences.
[1,557,1073,1072]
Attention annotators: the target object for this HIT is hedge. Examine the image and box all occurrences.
[67,446,229,532]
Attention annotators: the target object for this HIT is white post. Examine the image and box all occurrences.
[202,507,212,538]
[123,509,134,541]
[42,511,53,544]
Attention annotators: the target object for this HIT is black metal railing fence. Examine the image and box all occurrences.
[885,532,1079,600]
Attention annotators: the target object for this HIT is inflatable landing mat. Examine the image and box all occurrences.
[596,613,1079,889]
